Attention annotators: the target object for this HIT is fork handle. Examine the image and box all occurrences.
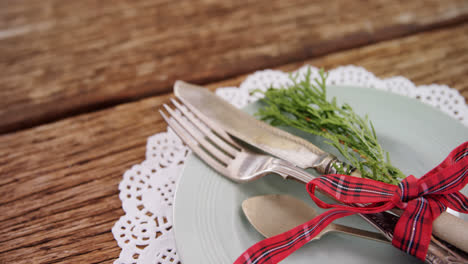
[271,158,468,264]
[270,159,317,183]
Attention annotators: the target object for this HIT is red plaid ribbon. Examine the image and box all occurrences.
[234,142,468,264]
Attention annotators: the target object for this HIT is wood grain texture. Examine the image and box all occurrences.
[1,23,468,264]
[1,0,468,133]
[289,23,468,103]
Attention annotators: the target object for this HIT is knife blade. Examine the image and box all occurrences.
[174,80,468,255]
[174,80,347,175]
[242,194,390,244]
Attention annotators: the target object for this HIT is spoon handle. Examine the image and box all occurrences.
[330,223,390,244]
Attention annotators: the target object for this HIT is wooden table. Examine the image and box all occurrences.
[1,1,467,263]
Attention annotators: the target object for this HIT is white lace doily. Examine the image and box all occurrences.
[112,65,468,264]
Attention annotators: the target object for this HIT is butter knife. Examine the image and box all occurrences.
[174,81,468,257]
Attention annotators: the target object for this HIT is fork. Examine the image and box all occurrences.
[159,98,466,264]
[160,98,315,184]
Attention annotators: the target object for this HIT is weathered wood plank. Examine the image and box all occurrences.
[1,0,468,133]
[1,23,468,264]
[287,24,468,102]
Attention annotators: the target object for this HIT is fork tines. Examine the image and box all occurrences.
[159,98,241,175]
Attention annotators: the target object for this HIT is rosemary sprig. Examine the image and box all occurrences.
[252,68,405,184]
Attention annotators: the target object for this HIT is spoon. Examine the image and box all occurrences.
[242,194,390,243]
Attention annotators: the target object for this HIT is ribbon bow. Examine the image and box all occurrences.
[234,142,468,264]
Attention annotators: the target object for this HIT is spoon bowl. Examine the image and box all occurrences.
[242,194,390,244]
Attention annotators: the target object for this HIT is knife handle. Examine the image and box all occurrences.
[425,236,468,264]
[359,212,468,264]
[312,155,349,175]
[315,155,361,177]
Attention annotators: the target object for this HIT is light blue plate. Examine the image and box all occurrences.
[174,85,467,263]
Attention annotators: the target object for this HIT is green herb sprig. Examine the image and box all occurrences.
[253,68,405,184]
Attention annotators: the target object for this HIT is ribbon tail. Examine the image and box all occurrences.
[392,197,434,260]
[233,208,354,264]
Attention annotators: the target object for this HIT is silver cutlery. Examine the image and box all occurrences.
[174,81,468,252]
[160,98,319,184]
[160,93,467,264]
[242,194,390,244]
[173,80,349,176]
[173,80,468,254]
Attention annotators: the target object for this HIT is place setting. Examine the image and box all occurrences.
[5,2,468,263]
[113,66,468,264]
